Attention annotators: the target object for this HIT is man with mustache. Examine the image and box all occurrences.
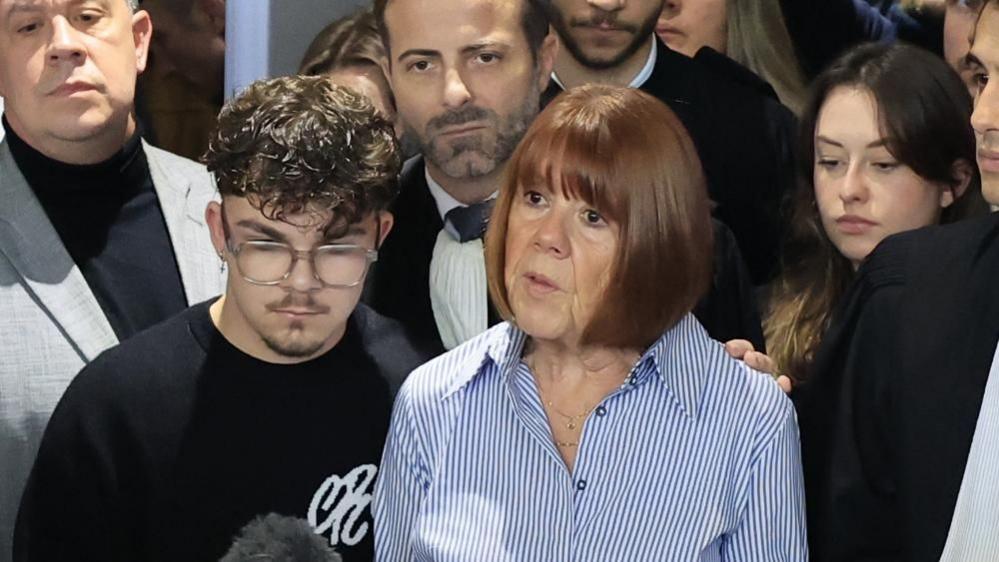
[0,0,224,556]
[366,0,558,353]
[797,1,999,559]
[14,75,430,562]
[539,0,797,284]
[367,0,766,356]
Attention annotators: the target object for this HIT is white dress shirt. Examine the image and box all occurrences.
[939,339,999,561]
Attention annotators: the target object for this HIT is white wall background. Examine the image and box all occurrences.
[225,0,369,99]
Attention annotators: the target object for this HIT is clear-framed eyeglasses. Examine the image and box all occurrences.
[225,240,378,288]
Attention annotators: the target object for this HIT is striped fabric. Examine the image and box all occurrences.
[374,314,808,561]
[939,341,999,561]
[428,231,488,351]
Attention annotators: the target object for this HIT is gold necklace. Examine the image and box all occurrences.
[544,399,592,431]
[538,387,594,448]
[527,354,595,448]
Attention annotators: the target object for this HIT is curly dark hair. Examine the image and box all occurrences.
[203,75,400,226]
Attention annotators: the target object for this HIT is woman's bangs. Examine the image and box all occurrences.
[512,122,624,224]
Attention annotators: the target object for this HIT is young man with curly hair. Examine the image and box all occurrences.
[12,75,430,562]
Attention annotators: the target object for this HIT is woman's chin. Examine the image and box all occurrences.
[512,307,571,343]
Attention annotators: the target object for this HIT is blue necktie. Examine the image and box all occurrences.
[445,199,495,243]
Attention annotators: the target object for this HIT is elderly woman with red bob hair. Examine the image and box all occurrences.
[373,84,807,561]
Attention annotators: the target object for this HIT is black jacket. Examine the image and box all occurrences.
[796,213,999,561]
[14,300,431,562]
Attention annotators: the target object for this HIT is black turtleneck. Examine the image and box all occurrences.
[4,116,188,340]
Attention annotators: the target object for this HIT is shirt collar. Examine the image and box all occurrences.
[639,314,708,418]
[442,314,707,419]
[550,35,658,91]
[425,166,499,239]
[425,167,464,222]
[442,323,527,399]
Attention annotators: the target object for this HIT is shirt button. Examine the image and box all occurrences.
[629,377,638,385]
[595,406,607,417]
[576,480,588,491]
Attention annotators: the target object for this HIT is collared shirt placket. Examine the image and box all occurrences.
[498,353,660,561]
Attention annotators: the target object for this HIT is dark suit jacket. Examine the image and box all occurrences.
[796,212,999,561]
[365,159,766,356]
[544,39,797,284]
[364,159,448,355]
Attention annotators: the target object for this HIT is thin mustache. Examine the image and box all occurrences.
[571,13,638,33]
[266,295,329,314]
[427,106,494,133]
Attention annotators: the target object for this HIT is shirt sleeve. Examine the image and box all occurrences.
[722,401,809,561]
[373,381,431,562]
[796,278,904,560]
[12,363,138,562]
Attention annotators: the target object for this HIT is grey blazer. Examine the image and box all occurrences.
[0,140,224,559]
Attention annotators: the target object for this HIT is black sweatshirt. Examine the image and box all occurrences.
[14,300,432,562]
[4,117,187,339]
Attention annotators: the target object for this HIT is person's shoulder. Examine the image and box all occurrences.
[680,317,793,430]
[716,343,791,417]
[69,303,209,401]
[861,214,999,288]
[394,157,429,205]
[144,141,210,176]
[383,157,435,240]
[399,155,425,185]
[691,46,781,101]
[394,322,509,408]
[713,353,796,450]
[143,141,216,197]
[351,302,436,385]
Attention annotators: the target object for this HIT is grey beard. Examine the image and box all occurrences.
[412,81,540,180]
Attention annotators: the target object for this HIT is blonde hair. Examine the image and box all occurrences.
[726,0,808,114]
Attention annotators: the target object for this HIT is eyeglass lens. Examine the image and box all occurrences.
[235,243,371,286]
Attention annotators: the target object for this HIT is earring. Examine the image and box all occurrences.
[218,251,226,273]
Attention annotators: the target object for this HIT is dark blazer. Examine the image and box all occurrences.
[796,213,999,561]
[544,38,797,284]
[365,159,766,356]
[365,159,447,355]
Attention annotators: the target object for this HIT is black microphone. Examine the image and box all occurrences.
[219,513,343,562]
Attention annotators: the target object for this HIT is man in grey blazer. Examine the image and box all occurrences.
[0,0,223,556]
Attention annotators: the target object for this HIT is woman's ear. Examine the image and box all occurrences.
[942,159,975,208]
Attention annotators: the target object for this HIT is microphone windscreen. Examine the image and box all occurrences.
[219,513,343,562]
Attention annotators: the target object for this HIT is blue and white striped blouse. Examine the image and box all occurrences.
[374,314,808,561]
